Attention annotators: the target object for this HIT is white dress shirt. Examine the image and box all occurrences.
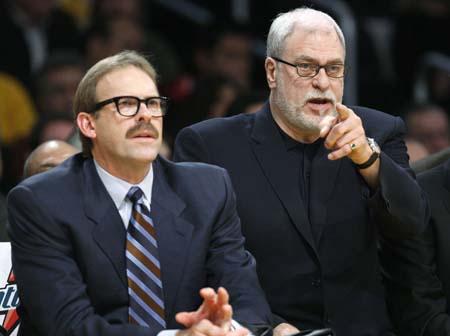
[94,160,153,228]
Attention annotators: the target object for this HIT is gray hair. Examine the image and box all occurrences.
[73,50,157,157]
[266,7,346,58]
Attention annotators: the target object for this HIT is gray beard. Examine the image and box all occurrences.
[274,91,321,133]
[272,78,338,134]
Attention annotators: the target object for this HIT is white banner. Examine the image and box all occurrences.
[0,243,19,336]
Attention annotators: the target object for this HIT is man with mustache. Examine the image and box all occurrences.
[7,51,273,336]
[174,8,429,336]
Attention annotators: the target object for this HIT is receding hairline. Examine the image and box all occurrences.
[267,8,346,58]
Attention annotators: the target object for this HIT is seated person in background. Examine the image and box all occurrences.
[383,157,450,336]
[412,146,450,174]
[405,104,450,154]
[7,50,272,336]
[1,140,78,241]
[404,138,429,163]
[0,151,8,242]
[23,140,79,178]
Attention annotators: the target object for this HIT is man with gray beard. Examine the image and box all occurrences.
[174,7,428,336]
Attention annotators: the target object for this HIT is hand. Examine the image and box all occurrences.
[273,323,300,336]
[176,319,249,336]
[321,103,372,164]
[176,287,233,330]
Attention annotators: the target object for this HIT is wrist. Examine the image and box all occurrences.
[354,137,381,170]
[351,144,373,165]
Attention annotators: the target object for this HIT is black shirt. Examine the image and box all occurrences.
[278,127,323,240]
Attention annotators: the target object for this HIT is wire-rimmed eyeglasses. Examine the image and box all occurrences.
[271,56,346,78]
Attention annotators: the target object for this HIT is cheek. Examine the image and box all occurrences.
[96,120,125,143]
[152,119,163,136]
[333,81,344,100]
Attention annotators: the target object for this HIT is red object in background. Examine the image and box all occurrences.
[1,269,20,335]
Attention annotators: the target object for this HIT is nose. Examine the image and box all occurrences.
[136,101,153,121]
[312,68,331,91]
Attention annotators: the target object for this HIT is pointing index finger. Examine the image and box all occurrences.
[336,103,352,121]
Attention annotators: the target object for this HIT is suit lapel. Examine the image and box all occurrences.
[151,159,193,319]
[83,159,128,287]
[250,106,317,254]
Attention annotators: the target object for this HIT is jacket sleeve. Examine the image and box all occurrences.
[369,116,429,239]
[382,222,450,336]
[381,165,450,336]
[7,185,155,336]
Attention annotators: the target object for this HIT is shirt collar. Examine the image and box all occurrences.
[94,160,154,210]
[275,122,304,151]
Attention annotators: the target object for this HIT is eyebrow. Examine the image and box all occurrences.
[293,55,344,64]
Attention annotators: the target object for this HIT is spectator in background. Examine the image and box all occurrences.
[166,25,254,139]
[404,138,429,163]
[167,75,241,138]
[92,0,142,22]
[0,73,38,193]
[412,146,450,174]
[84,16,180,87]
[405,104,450,154]
[393,0,450,106]
[35,51,85,119]
[0,151,8,242]
[193,25,253,91]
[383,157,450,336]
[226,90,269,117]
[30,115,75,149]
[23,140,79,178]
[0,74,37,148]
[0,0,81,91]
[1,140,78,241]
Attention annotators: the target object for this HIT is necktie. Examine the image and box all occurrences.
[126,186,166,329]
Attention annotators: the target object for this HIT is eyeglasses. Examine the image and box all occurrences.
[92,96,169,117]
[271,57,346,78]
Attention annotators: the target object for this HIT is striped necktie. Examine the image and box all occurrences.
[126,186,166,330]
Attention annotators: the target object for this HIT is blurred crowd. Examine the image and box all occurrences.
[0,0,449,194]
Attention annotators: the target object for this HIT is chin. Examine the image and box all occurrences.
[129,147,160,164]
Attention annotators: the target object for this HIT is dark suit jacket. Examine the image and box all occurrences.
[7,154,272,336]
[383,158,450,336]
[174,104,429,336]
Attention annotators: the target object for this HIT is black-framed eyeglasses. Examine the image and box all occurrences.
[271,56,346,78]
[92,96,169,117]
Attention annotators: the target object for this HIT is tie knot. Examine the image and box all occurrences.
[126,186,144,204]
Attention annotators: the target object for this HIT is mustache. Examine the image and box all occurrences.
[126,122,159,138]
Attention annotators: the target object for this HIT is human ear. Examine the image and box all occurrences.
[76,112,97,139]
[265,57,277,89]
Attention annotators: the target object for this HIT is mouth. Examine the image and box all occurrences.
[131,131,156,139]
[305,98,334,114]
[130,134,157,142]
[126,124,159,141]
